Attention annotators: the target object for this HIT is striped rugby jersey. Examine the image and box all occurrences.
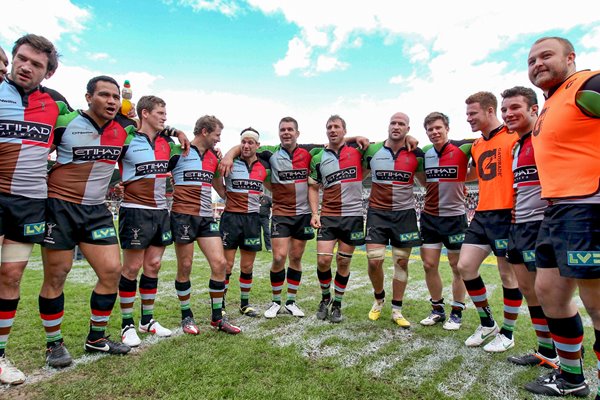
[169,145,220,217]
[310,144,364,217]
[512,133,545,223]
[421,139,472,217]
[257,144,311,216]
[364,142,424,212]
[47,111,135,205]
[119,132,174,210]
[0,78,70,198]
[224,157,268,214]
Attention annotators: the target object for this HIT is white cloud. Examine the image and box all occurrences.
[315,55,348,73]
[0,0,89,43]
[389,72,416,85]
[407,43,429,63]
[86,52,111,61]
[273,36,311,76]
[173,0,241,16]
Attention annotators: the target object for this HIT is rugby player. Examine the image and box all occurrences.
[254,118,314,318]
[363,112,424,328]
[221,118,370,319]
[523,36,599,398]
[117,96,176,347]
[40,76,134,365]
[309,115,365,323]
[458,91,522,352]
[220,128,269,317]
[499,86,558,369]
[418,112,471,330]
[40,77,188,364]
[0,46,8,83]
[169,115,240,334]
[0,34,70,384]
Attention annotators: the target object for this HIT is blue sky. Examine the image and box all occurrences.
[2,0,599,151]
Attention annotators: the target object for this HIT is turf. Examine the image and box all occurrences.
[3,242,598,399]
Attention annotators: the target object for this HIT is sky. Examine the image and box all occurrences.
[2,0,599,152]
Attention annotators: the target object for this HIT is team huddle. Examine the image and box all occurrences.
[0,34,599,398]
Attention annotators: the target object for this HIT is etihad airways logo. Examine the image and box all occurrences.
[135,161,169,176]
[73,146,121,161]
[231,179,263,191]
[0,119,52,143]
[277,169,308,181]
[425,166,458,180]
[513,165,539,184]
[374,170,411,182]
[183,170,214,183]
[325,167,358,184]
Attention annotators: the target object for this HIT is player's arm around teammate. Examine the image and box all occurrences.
[363,112,423,328]
[0,34,71,383]
[457,91,521,352]
[309,115,365,323]
[169,115,240,335]
[41,76,135,366]
[220,128,268,318]
[117,96,176,347]
[522,37,600,397]
[418,112,471,330]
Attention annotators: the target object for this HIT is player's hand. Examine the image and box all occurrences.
[126,102,137,119]
[219,155,234,177]
[355,136,370,150]
[175,130,191,156]
[113,181,124,196]
[310,214,321,229]
[405,135,419,151]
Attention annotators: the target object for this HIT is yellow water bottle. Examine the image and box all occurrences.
[121,80,133,116]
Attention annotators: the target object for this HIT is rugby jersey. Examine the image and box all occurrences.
[47,110,135,205]
[0,78,70,198]
[310,144,364,217]
[119,132,174,210]
[471,125,518,211]
[169,145,220,217]
[257,144,311,216]
[512,133,545,223]
[421,139,472,217]
[364,142,424,211]
[224,157,268,214]
[532,70,600,202]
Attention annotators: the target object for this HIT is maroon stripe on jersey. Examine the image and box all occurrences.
[320,185,343,216]
[171,185,203,216]
[424,182,441,216]
[47,163,93,203]
[225,192,254,213]
[368,183,394,210]
[271,183,298,215]
[0,143,20,193]
[123,178,161,208]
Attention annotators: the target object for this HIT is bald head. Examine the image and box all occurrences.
[388,112,410,143]
[390,112,410,125]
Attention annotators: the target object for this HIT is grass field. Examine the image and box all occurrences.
[2,241,598,399]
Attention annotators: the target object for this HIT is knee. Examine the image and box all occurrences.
[99,263,123,286]
[367,260,382,273]
[0,267,24,289]
[422,260,438,273]
[177,256,193,272]
[336,253,352,269]
[498,269,517,285]
[144,257,162,275]
[272,253,286,269]
[317,256,332,270]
